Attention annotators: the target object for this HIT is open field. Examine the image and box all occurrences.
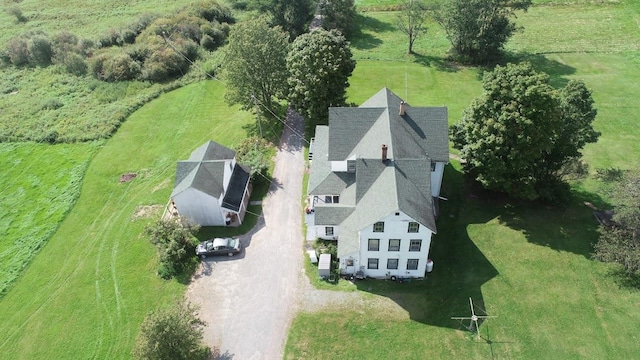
[286,1,640,359]
[0,142,97,297]
[0,81,255,359]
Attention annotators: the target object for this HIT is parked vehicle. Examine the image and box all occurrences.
[196,237,241,259]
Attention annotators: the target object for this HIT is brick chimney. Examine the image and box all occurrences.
[399,101,406,116]
[382,144,388,162]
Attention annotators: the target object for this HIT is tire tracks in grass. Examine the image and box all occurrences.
[0,187,120,350]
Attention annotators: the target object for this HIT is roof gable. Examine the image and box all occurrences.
[189,140,236,161]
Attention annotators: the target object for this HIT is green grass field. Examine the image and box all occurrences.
[0,142,97,297]
[0,81,255,359]
[286,1,640,359]
[1,0,640,358]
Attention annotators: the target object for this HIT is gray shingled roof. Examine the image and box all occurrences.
[172,141,250,203]
[327,87,449,162]
[308,88,447,258]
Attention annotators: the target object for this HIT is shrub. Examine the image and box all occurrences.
[120,28,137,44]
[141,45,190,82]
[132,301,212,360]
[235,136,272,181]
[190,0,234,23]
[28,35,52,66]
[145,216,200,279]
[59,52,87,76]
[199,34,216,51]
[90,50,140,81]
[41,98,64,110]
[6,6,27,23]
[5,37,29,66]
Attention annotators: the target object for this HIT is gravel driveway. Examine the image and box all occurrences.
[187,109,307,360]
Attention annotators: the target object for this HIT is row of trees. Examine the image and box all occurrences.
[222,17,355,127]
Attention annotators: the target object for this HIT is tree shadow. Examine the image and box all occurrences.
[349,13,395,50]
[412,52,461,73]
[353,164,500,330]
[476,52,577,88]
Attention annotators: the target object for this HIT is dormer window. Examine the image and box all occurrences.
[325,195,339,204]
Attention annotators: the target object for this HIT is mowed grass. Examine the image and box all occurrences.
[0,142,97,297]
[0,81,254,359]
[287,2,640,359]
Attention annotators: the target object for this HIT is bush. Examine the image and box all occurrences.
[235,136,272,181]
[190,0,234,23]
[93,52,140,82]
[120,28,137,44]
[6,6,27,23]
[59,52,88,76]
[145,216,200,279]
[132,301,212,360]
[5,37,29,66]
[141,46,189,82]
[28,35,52,66]
[41,98,64,110]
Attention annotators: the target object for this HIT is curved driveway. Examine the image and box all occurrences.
[187,109,305,360]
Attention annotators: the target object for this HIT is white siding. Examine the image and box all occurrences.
[330,161,348,172]
[173,188,225,226]
[431,161,445,197]
[316,225,339,240]
[356,211,432,278]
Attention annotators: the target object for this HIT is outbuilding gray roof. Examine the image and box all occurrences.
[171,141,250,209]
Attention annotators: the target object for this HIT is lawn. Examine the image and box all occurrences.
[0,80,255,359]
[286,2,640,359]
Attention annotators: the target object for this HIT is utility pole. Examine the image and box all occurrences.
[251,94,263,137]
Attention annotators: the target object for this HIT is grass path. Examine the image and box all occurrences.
[0,81,254,359]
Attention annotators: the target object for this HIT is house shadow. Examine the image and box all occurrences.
[353,164,500,330]
[350,13,395,51]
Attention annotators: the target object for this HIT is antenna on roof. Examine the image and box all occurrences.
[451,298,497,338]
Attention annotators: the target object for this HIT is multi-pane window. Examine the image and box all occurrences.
[409,239,422,251]
[368,238,380,251]
[388,239,400,251]
[325,227,334,236]
[407,259,419,270]
[373,222,384,232]
[387,258,399,270]
[368,258,379,269]
[325,195,339,203]
[408,222,419,233]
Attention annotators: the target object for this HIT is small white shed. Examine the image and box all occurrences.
[318,253,331,278]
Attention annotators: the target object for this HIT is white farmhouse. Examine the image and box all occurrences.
[306,88,448,279]
[171,141,251,226]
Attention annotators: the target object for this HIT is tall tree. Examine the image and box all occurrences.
[396,0,428,54]
[594,170,640,276]
[434,0,531,64]
[286,29,355,126]
[222,17,290,113]
[249,0,314,39]
[320,0,358,38]
[451,62,599,201]
[133,301,212,360]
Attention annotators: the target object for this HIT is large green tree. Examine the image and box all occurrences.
[249,0,314,38]
[594,170,640,276]
[320,0,358,38]
[286,29,355,126]
[145,216,200,279]
[451,62,599,201]
[434,0,531,64]
[133,301,212,360]
[222,17,290,112]
[396,0,428,54]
